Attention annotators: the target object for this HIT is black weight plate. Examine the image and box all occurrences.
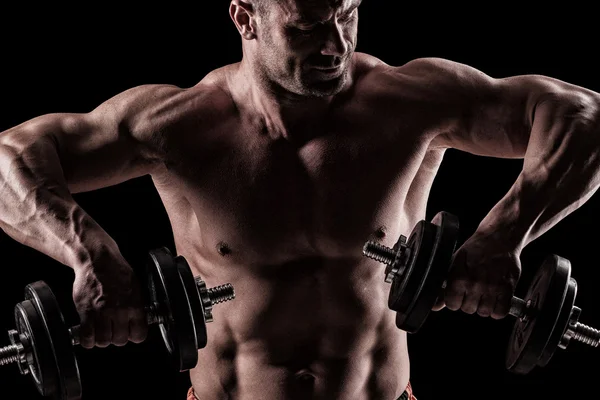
[505,255,571,374]
[14,299,59,397]
[399,211,460,333]
[25,281,82,400]
[388,220,428,311]
[147,247,198,371]
[392,221,437,327]
[175,256,208,350]
[538,277,577,368]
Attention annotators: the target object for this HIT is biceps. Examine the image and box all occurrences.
[433,75,557,159]
[443,103,531,158]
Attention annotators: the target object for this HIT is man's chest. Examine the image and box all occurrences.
[159,117,434,264]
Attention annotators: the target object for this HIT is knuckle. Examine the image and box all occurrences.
[113,338,129,347]
[477,305,492,317]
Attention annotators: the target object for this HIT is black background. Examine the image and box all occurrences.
[1,3,598,400]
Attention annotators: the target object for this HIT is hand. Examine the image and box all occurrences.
[432,231,522,319]
[72,245,148,348]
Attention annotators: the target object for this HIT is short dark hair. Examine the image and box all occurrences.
[253,0,270,17]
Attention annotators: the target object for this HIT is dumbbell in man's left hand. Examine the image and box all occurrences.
[433,228,522,320]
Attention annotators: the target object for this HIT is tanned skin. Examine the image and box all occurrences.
[2,1,600,399]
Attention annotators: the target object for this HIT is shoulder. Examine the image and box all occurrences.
[83,69,238,162]
[395,57,488,79]
[344,55,502,141]
[346,55,474,112]
[356,55,496,95]
[349,55,507,114]
[94,72,235,130]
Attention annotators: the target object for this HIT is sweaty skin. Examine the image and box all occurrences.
[2,1,600,400]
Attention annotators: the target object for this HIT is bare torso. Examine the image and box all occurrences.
[149,53,446,400]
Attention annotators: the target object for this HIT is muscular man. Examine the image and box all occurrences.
[1,1,599,399]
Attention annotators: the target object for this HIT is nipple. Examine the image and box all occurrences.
[374,226,387,240]
[217,241,232,256]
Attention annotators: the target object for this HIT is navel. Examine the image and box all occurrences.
[293,369,316,394]
[295,371,316,383]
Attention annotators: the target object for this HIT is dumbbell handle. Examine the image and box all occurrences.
[69,304,161,346]
[68,281,235,346]
[442,280,528,318]
[504,294,527,318]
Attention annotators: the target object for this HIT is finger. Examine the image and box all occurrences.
[476,293,496,318]
[129,309,149,344]
[444,250,469,311]
[443,283,466,311]
[460,291,480,315]
[432,281,446,311]
[111,310,131,347]
[77,315,95,349]
[94,314,113,348]
[491,293,512,320]
[443,275,469,311]
[432,294,446,311]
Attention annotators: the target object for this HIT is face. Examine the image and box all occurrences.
[253,0,361,98]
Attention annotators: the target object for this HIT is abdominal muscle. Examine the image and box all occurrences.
[148,122,442,400]
[186,254,410,400]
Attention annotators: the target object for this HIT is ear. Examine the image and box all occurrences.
[230,0,258,40]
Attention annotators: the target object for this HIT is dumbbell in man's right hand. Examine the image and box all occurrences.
[71,241,148,349]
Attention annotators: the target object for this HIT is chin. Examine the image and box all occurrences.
[301,73,348,97]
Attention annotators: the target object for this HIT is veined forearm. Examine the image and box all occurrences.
[476,91,600,250]
[0,129,117,270]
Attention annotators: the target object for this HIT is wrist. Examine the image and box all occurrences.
[67,227,122,273]
[474,186,536,253]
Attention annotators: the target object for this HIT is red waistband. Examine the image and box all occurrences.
[187,382,416,400]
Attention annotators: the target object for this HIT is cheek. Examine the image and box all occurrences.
[263,29,319,69]
[266,31,295,57]
[345,23,358,45]
[288,40,325,62]
[260,41,300,74]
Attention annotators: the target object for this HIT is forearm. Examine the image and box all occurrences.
[476,91,600,251]
[0,122,119,270]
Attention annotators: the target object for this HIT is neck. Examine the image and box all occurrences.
[229,58,337,141]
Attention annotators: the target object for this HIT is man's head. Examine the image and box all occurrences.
[230,0,361,98]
